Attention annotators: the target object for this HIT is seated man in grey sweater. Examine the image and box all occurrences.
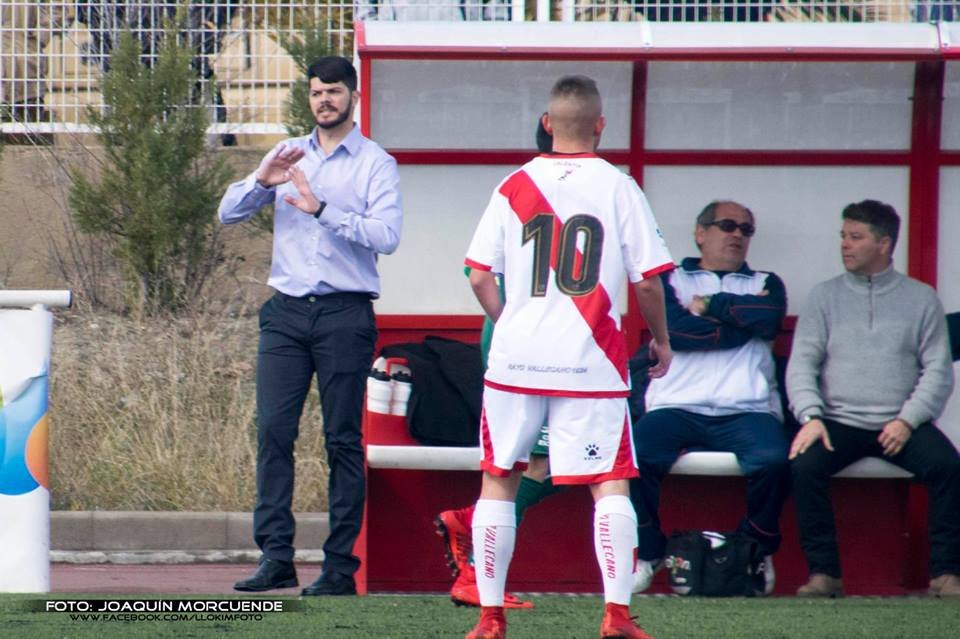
[787,199,959,598]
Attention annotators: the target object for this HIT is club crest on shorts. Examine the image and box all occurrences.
[583,443,602,461]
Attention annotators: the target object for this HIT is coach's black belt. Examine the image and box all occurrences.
[276,291,373,305]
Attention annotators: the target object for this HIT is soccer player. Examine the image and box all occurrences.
[434,115,559,611]
[462,76,674,639]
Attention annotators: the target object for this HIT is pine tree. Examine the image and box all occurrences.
[279,17,334,137]
[69,22,234,315]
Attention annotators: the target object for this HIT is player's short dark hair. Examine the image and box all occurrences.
[307,56,357,92]
[842,200,900,251]
[696,200,754,227]
[550,75,600,101]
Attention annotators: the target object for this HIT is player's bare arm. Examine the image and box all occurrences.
[469,269,503,322]
[633,277,672,378]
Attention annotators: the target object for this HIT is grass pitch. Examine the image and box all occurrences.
[1,594,958,638]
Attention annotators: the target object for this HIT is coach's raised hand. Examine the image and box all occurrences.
[282,165,323,215]
[255,143,307,187]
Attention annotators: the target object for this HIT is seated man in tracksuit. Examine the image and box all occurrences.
[629,200,790,595]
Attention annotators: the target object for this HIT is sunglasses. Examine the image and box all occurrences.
[705,219,755,237]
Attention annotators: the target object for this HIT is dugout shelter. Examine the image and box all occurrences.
[352,20,960,596]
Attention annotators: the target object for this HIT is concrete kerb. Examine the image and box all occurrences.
[51,512,328,564]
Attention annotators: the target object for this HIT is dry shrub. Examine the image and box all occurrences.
[49,309,328,512]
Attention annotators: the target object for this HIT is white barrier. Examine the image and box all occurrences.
[0,290,71,592]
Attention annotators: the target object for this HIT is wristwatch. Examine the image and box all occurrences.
[312,201,327,219]
[802,413,822,424]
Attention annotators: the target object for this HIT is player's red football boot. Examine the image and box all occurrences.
[465,606,506,639]
[450,566,533,609]
[435,506,474,577]
[600,603,654,639]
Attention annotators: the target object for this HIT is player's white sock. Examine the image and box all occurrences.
[594,494,638,605]
[472,499,517,606]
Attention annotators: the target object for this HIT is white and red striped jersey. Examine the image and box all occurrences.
[465,153,674,397]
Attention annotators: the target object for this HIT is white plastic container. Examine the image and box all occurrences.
[390,371,413,416]
[366,369,393,414]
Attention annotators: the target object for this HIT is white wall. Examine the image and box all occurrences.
[942,61,960,150]
[370,60,633,149]
[375,165,512,315]
[646,62,914,151]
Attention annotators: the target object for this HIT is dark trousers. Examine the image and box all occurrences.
[791,419,960,579]
[630,408,791,560]
[253,292,376,576]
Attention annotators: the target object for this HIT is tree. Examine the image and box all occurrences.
[69,21,234,315]
[278,16,336,137]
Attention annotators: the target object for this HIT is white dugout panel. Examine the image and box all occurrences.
[943,62,960,150]
[642,166,909,315]
[645,62,915,151]
[369,60,633,150]
[938,168,960,445]
[376,165,512,315]
[939,168,960,313]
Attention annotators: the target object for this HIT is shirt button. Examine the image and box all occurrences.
[308,296,316,303]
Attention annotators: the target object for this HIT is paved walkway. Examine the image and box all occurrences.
[51,563,323,595]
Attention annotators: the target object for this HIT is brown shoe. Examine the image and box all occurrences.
[796,574,844,598]
[930,574,960,597]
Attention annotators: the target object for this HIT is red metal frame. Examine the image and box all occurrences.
[622,61,648,354]
[907,61,944,288]
[387,149,913,166]
[390,150,630,165]
[363,57,945,296]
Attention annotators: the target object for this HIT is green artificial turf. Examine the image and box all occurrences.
[1,594,958,638]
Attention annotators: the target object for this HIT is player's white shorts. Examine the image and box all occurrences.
[479,385,638,485]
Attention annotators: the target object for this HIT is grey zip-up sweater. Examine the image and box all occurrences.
[787,265,954,431]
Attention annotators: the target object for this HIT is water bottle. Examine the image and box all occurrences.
[390,371,413,416]
[366,369,393,414]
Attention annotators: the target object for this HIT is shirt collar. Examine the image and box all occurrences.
[843,262,899,292]
[680,256,755,277]
[308,124,363,157]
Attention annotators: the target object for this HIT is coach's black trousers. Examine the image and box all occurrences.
[791,419,960,579]
[253,291,376,576]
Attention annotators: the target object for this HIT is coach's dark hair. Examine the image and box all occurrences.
[842,199,900,251]
[696,200,754,227]
[550,75,600,101]
[307,56,357,92]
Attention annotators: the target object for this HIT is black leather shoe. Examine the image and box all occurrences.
[234,559,298,592]
[301,571,357,596]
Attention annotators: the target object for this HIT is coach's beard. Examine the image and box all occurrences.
[316,99,354,130]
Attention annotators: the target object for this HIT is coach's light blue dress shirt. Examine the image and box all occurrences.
[218,125,402,298]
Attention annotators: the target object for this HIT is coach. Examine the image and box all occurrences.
[218,56,402,596]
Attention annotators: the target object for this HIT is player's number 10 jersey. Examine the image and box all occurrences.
[465,154,674,397]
